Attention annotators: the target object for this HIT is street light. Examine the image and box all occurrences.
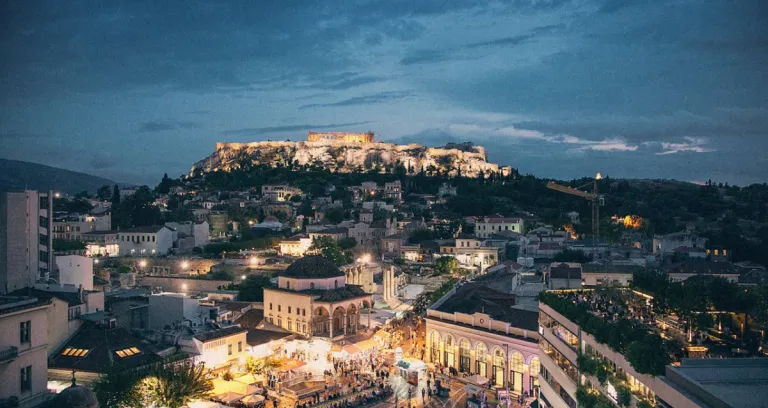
[139,260,147,268]
[241,275,247,280]
[181,261,189,269]
[93,259,99,264]
[249,257,258,266]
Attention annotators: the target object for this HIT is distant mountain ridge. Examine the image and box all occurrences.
[0,158,117,194]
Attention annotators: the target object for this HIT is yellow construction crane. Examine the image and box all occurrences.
[546,174,604,247]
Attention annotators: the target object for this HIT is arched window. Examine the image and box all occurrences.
[529,357,540,376]
[430,332,441,364]
[459,340,471,373]
[510,352,524,373]
[444,336,455,369]
[286,281,291,290]
[334,280,339,289]
[310,282,315,290]
[493,349,505,387]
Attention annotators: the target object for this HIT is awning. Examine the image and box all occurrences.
[355,339,378,351]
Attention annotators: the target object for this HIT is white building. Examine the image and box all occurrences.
[0,191,53,294]
[438,237,502,273]
[279,235,312,257]
[148,292,216,330]
[81,231,119,257]
[652,231,708,255]
[55,255,94,291]
[475,217,524,238]
[179,326,249,369]
[0,296,51,408]
[117,225,174,256]
[166,221,210,248]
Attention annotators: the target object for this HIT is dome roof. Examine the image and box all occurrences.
[283,256,344,279]
[53,385,98,408]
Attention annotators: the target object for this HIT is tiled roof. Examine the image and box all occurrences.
[246,328,293,346]
[282,256,344,279]
[233,309,265,328]
[549,263,582,279]
[7,287,83,307]
[120,225,169,233]
[49,325,158,373]
[192,326,247,342]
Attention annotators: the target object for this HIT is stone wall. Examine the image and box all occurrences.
[197,139,508,178]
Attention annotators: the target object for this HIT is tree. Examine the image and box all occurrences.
[553,249,593,263]
[325,207,345,224]
[337,237,357,250]
[309,236,352,266]
[233,275,273,301]
[408,228,434,244]
[97,185,112,201]
[92,365,146,408]
[146,360,212,408]
[112,184,121,204]
[434,256,461,276]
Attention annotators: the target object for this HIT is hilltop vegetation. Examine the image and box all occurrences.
[180,164,768,266]
[0,158,116,194]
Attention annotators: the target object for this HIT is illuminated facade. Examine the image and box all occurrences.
[425,281,540,395]
[263,256,372,338]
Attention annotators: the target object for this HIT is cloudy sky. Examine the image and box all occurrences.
[2,0,767,185]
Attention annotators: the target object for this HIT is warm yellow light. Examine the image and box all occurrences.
[241,275,247,280]
[139,260,147,268]
[250,257,258,265]
[54,192,61,198]
[182,283,188,290]
[94,259,99,264]
[181,261,189,269]
[596,172,603,180]
[361,254,371,264]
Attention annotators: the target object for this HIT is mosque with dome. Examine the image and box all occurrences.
[263,256,373,338]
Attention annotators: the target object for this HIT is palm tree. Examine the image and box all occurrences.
[92,365,146,408]
[146,360,212,408]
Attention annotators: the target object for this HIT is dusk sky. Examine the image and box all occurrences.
[2,1,766,186]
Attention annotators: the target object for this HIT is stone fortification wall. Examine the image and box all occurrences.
[198,139,507,178]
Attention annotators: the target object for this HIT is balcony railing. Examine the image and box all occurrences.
[0,346,18,364]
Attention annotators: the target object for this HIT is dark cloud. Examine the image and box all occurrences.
[221,121,373,137]
[135,121,200,133]
[299,91,413,109]
[464,24,564,48]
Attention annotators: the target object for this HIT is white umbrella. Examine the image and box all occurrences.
[240,394,265,406]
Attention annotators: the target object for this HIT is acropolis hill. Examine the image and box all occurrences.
[191,131,511,178]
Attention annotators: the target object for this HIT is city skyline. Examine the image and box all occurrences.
[2,0,767,185]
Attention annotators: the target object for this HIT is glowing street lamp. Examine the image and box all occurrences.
[361,254,371,264]
[139,260,147,268]
[249,257,258,266]
[241,275,247,280]
[93,259,99,265]
[181,261,189,270]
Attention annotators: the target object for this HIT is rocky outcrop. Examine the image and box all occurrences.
[191,140,511,178]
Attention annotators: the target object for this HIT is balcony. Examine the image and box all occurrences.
[0,346,18,364]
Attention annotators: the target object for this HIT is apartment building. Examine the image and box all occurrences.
[475,217,524,238]
[537,290,764,408]
[0,296,52,408]
[0,191,53,294]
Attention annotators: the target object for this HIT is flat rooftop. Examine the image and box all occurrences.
[666,358,768,408]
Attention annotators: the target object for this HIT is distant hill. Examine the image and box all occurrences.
[0,159,117,194]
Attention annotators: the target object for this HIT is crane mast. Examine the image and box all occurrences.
[546,178,603,249]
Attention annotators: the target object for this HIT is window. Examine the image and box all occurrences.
[20,366,32,393]
[238,341,242,352]
[152,236,156,242]
[310,282,315,290]
[115,347,140,358]
[269,303,273,310]
[510,352,524,373]
[302,309,306,316]
[530,357,540,377]
[20,321,31,344]
[277,305,281,312]
[288,306,292,313]
[39,250,48,262]
[68,306,81,321]
[286,281,291,290]
[62,348,90,357]
[277,318,282,327]
[334,280,339,289]
[228,344,233,356]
